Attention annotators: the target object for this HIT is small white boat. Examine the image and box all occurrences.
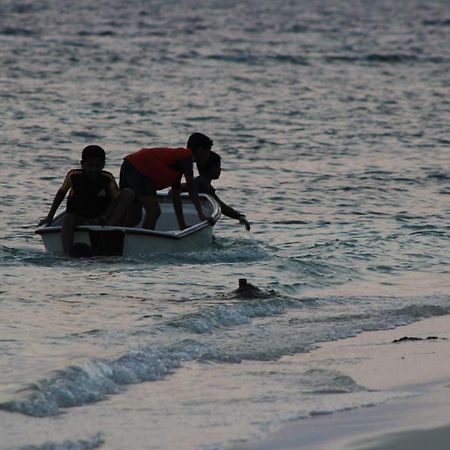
[35,193,221,256]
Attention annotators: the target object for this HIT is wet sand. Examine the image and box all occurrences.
[234,314,450,450]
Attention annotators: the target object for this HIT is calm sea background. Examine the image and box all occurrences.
[0,0,449,449]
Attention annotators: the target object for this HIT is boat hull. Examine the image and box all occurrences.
[36,194,220,256]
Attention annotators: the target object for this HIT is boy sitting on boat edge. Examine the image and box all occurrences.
[38,145,133,256]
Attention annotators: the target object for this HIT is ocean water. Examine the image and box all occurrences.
[1,0,449,448]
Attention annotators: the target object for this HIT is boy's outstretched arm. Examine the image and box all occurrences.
[217,197,251,230]
[184,175,214,225]
[38,189,66,226]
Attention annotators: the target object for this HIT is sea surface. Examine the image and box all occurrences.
[0,0,449,449]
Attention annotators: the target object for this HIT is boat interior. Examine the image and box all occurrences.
[49,194,217,232]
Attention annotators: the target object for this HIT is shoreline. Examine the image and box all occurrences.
[233,314,450,450]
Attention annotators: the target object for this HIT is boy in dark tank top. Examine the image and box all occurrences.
[38,145,133,256]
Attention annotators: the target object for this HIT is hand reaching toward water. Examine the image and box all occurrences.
[239,215,251,231]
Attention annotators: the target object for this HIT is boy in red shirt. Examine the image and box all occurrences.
[117,133,214,229]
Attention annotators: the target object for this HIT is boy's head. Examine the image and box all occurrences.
[198,151,221,180]
[187,132,213,168]
[80,145,105,178]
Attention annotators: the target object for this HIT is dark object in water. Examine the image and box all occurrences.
[392,336,444,343]
[70,242,94,258]
[239,278,249,289]
[234,278,275,299]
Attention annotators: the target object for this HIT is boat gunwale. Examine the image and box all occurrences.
[35,193,221,241]
[35,222,210,240]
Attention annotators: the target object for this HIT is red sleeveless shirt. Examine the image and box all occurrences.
[124,147,193,189]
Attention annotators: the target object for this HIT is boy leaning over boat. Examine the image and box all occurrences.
[180,151,251,230]
[38,145,133,256]
[114,132,215,230]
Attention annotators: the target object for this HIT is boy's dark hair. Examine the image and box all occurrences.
[198,151,221,176]
[81,145,105,162]
[187,133,213,151]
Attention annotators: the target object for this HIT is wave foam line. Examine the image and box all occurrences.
[0,340,208,417]
[166,296,308,334]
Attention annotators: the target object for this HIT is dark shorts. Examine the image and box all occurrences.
[119,159,157,196]
[66,196,110,218]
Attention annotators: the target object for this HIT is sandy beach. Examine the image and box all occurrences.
[235,314,450,450]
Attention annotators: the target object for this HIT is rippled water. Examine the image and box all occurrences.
[1,0,449,449]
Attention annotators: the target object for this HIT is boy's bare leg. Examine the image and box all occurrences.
[107,188,135,226]
[139,195,161,229]
[61,213,77,256]
[124,200,142,227]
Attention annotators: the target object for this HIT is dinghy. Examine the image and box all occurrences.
[35,193,221,256]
